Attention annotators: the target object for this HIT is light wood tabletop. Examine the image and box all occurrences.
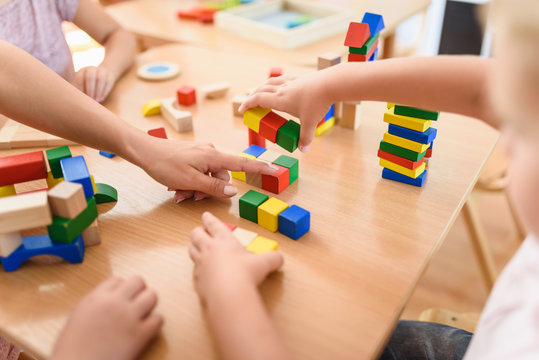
[0,44,498,360]
[106,0,432,65]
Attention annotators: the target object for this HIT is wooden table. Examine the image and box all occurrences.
[0,44,498,360]
[106,0,432,65]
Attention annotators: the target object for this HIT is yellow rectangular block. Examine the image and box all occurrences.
[383,107,431,132]
[380,158,426,179]
[90,175,97,194]
[315,117,335,136]
[383,132,429,153]
[258,197,289,232]
[46,171,64,189]
[230,153,256,182]
[387,102,395,109]
[0,184,16,197]
[246,236,279,254]
[243,107,271,133]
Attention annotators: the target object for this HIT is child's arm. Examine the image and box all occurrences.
[71,0,137,102]
[0,40,277,199]
[189,212,292,360]
[240,56,500,152]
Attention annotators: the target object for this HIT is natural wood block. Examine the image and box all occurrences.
[257,149,281,164]
[317,52,341,70]
[201,81,230,99]
[0,124,19,150]
[10,131,48,148]
[0,191,52,233]
[232,94,247,117]
[82,220,101,247]
[0,231,23,257]
[47,181,87,219]
[45,134,76,147]
[232,227,258,247]
[160,97,193,133]
[340,102,361,130]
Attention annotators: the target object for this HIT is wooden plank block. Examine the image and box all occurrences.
[387,124,437,145]
[9,131,48,148]
[383,107,431,132]
[81,220,101,247]
[379,141,426,162]
[45,146,72,179]
[379,158,426,179]
[377,149,424,170]
[160,97,193,133]
[0,232,23,257]
[0,191,52,233]
[46,134,77,147]
[394,105,439,120]
[347,40,378,62]
[47,181,87,219]
[382,167,427,187]
[314,117,335,136]
[201,81,230,99]
[382,132,429,153]
[0,124,19,150]
[339,102,361,130]
[0,150,47,187]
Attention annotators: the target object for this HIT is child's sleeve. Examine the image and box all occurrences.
[55,0,81,22]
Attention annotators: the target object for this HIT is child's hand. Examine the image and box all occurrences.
[51,276,163,360]
[189,212,284,303]
[239,74,333,152]
[72,66,115,103]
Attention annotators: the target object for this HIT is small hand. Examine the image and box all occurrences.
[72,66,115,103]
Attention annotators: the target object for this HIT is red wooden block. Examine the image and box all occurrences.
[176,86,197,106]
[261,165,289,194]
[269,67,283,78]
[248,128,266,147]
[344,22,371,48]
[347,40,379,62]
[426,148,432,158]
[199,12,215,24]
[377,149,424,170]
[259,112,287,143]
[177,5,205,20]
[0,151,47,187]
[147,127,168,139]
[224,223,237,231]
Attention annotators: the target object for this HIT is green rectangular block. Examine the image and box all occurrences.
[273,155,299,184]
[349,34,379,55]
[379,141,426,162]
[276,120,300,153]
[48,197,98,244]
[239,190,269,223]
[45,146,72,178]
[394,105,439,121]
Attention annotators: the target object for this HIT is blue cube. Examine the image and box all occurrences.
[243,144,267,158]
[278,205,310,240]
[60,156,94,198]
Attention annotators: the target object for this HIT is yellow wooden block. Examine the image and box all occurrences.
[315,117,335,136]
[387,102,395,109]
[142,98,162,116]
[0,184,16,198]
[46,171,64,189]
[380,158,426,179]
[246,236,279,254]
[230,153,256,182]
[258,197,289,232]
[90,175,97,194]
[243,107,271,133]
[383,107,431,132]
[383,132,429,153]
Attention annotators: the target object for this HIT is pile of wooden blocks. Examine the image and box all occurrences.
[0,146,117,271]
[224,222,279,254]
[239,190,310,240]
[243,108,300,152]
[231,144,298,194]
[0,116,75,150]
[345,12,384,63]
[378,103,438,187]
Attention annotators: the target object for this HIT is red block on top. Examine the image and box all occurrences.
[347,40,379,62]
[259,112,287,143]
[177,6,204,20]
[377,149,424,170]
[269,67,283,78]
[176,86,197,106]
[0,150,47,187]
[147,127,168,139]
[344,22,371,48]
[261,165,289,194]
[248,128,266,147]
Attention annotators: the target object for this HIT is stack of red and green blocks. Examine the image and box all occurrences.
[345,13,385,63]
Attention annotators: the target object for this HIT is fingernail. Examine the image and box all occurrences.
[299,145,310,152]
[269,164,279,172]
[224,185,238,196]
[175,197,186,204]
[194,194,204,201]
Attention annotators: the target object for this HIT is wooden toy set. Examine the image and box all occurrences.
[344,13,384,63]
[243,107,300,152]
[378,103,438,187]
[0,146,117,271]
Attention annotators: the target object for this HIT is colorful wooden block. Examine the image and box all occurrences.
[394,105,439,121]
[379,141,426,162]
[261,165,289,194]
[46,171,64,189]
[318,52,341,70]
[232,94,247,117]
[99,151,116,158]
[426,143,433,158]
[201,82,230,99]
[377,149,424,170]
[224,223,237,231]
[244,107,271,133]
[368,48,379,61]
[245,172,262,188]
[361,12,385,36]
[278,205,310,240]
[276,120,300,153]
[273,155,299,184]
[269,67,283,78]
[347,40,379,62]
[340,102,361,130]
[232,227,258,247]
[0,234,85,272]
[147,127,168,139]
[81,220,100,247]
[0,151,47,187]
[94,183,118,204]
[45,146,71,178]
[382,167,427,187]
[0,184,16,198]
[231,153,257,181]
[141,98,161,116]
[257,149,281,164]
[246,236,278,254]
[47,181,87,219]
[315,117,335,136]
[387,124,437,144]
[259,111,287,143]
[384,107,432,132]
[0,232,22,257]
[257,197,289,232]
[380,158,426,179]
[0,191,52,233]
[48,197,98,244]
[243,144,267,158]
[383,133,429,153]
[344,22,371,48]
[239,190,269,223]
[176,86,197,106]
[248,128,266,147]
[160,97,193,133]
[60,156,94,198]
[349,34,379,55]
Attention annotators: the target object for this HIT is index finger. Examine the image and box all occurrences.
[201,211,232,238]
[210,152,278,175]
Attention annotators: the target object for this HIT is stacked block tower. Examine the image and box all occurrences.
[379,104,439,187]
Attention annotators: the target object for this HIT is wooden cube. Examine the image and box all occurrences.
[257,197,289,232]
[82,220,101,247]
[176,86,196,106]
[246,236,278,254]
[261,165,289,194]
[239,190,269,223]
[259,112,287,143]
[47,181,87,219]
[0,231,22,257]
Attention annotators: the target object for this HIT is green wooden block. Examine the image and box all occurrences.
[239,190,269,223]
[48,197,98,244]
[276,120,300,153]
[273,155,299,184]
[394,105,439,121]
[45,146,71,179]
[379,141,426,162]
[349,34,379,55]
[95,183,118,204]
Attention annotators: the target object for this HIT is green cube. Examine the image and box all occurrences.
[273,155,299,184]
[349,34,379,55]
[276,120,300,153]
[239,190,269,223]
[394,105,439,121]
[379,141,426,162]
[48,197,98,244]
[95,183,118,204]
[45,146,72,178]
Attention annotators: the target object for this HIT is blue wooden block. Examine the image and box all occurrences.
[361,12,385,36]
[243,145,267,158]
[324,104,335,121]
[368,48,378,61]
[0,234,85,272]
[99,151,116,158]
[382,167,427,187]
[429,142,433,149]
[60,156,94,198]
[278,205,310,240]
[388,124,437,144]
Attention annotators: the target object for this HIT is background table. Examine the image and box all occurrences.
[0,44,498,360]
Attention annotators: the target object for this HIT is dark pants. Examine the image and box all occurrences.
[378,321,473,360]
